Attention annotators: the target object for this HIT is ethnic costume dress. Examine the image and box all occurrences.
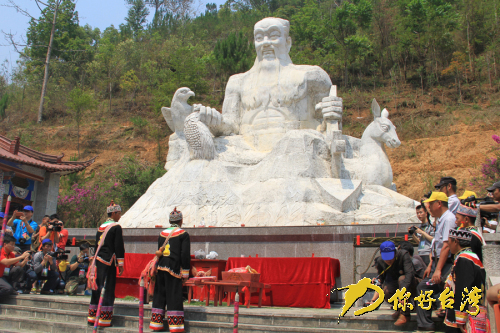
[88,219,125,327]
[150,227,191,332]
[444,248,486,332]
[459,226,486,262]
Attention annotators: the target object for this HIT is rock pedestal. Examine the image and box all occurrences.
[120,130,416,228]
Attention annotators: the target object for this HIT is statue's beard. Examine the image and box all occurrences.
[257,57,281,73]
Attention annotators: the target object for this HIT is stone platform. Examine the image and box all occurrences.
[0,294,447,332]
[67,223,417,289]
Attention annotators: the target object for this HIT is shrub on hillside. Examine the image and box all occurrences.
[469,135,500,195]
[58,178,119,228]
[58,155,166,228]
[112,155,166,209]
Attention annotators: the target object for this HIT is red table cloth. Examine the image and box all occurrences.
[115,253,154,298]
[226,257,340,309]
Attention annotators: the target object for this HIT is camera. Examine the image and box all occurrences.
[81,255,90,263]
[18,237,26,245]
[408,226,417,235]
[50,250,71,260]
[49,221,63,232]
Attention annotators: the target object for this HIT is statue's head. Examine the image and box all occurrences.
[369,99,401,149]
[254,17,292,64]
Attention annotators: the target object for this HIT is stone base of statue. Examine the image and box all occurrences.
[119,129,417,228]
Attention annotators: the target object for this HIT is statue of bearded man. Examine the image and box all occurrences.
[212,17,342,151]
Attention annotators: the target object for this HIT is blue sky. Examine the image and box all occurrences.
[0,0,225,78]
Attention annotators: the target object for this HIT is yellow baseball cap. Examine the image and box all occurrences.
[423,191,448,203]
[458,190,477,200]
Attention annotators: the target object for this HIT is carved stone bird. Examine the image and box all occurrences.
[184,109,216,160]
[161,87,195,137]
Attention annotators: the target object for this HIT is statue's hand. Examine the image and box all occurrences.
[317,96,342,121]
[193,104,223,127]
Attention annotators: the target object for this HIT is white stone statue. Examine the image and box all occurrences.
[161,87,194,137]
[184,104,222,160]
[342,99,401,189]
[214,17,343,151]
[161,87,222,166]
[119,17,417,228]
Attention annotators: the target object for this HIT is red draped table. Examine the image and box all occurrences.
[115,254,227,300]
[226,257,340,309]
[115,253,154,298]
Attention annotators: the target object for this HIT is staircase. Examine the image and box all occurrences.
[0,295,446,332]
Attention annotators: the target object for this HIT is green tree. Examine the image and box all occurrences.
[394,0,459,88]
[66,88,97,157]
[112,155,166,209]
[89,26,125,112]
[120,69,140,108]
[0,94,9,119]
[214,31,253,84]
[25,0,99,122]
[126,0,150,37]
[326,0,373,86]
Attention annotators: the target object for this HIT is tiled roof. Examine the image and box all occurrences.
[0,135,96,175]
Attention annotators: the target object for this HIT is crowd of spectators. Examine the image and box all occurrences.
[1,177,500,332]
[372,176,500,331]
[0,209,89,297]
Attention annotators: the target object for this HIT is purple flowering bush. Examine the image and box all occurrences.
[469,135,500,194]
[58,155,166,228]
[58,176,119,228]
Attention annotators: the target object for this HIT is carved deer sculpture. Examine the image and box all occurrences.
[342,99,401,189]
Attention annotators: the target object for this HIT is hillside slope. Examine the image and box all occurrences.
[1,85,499,202]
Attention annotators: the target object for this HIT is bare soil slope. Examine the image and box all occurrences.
[2,86,500,201]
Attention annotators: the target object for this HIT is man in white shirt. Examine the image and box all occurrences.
[415,192,456,331]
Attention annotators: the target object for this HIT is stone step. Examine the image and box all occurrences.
[0,315,437,333]
[0,295,447,332]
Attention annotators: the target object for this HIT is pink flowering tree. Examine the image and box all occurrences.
[58,179,119,228]
[57,155,165,228]
[469,135,500,195]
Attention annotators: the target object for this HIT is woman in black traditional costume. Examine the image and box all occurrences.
[150,207,191,332]
[87,201,125,327]
[444,228,487,333]
[455,204,486,262]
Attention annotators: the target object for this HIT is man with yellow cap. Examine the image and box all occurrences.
[415,192,456,331]
[87,201,125,327]
[458,190,477,202]
[149,207,191,332]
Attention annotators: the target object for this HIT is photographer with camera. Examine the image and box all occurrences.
[65,243,91,295]
[7,206,38,252]
[478,181,500,214]
[0,212,13,236]
[38,214,68,251]
[31,215,49,252]
[408,204,435,267]
[0,235,30,296]
[25,239,60,295]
